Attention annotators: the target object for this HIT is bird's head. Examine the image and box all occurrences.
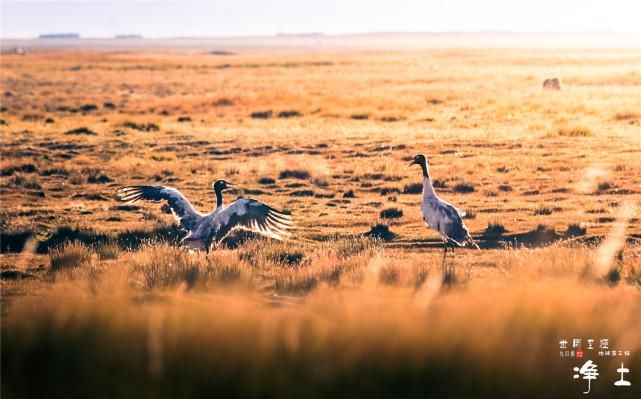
[409,154,427,167]
[212,179,235,192]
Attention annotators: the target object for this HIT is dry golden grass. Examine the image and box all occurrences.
[1,48,640,398]
[2,239,641,398]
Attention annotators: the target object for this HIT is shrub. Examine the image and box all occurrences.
[380,208,403,219]
[1,164,38,176]
[364,223,396,242]
[251,110,272,119]
[258,177,276,185]
[213,98,234,106]
[21,178,42,190]
[79,104,98,112]
[277,110,302,118]
[290,190,314,197]
[433,179,448,188]
[350,114,369,120]
[380,187,400,196]
[453,183,475,193]
[343,190,356,198]
[86,169,113,184]
[534,208,553,216]
[597,182,613,193]
[484,223,506,238]
[65,127,97,135]
[564,223,587,238]
[49,243,96,272]
[122,121,159,132]
[402,183,423,194]
[279,170,310,179]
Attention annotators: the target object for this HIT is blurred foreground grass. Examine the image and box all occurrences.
[2,238,640,398]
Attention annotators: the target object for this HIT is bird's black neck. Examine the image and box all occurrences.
[419,161,429,179]
[215,188,224,208]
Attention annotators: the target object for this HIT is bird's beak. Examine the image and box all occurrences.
[409,160,417,167]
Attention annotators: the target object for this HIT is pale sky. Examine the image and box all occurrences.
[1,0,640,39]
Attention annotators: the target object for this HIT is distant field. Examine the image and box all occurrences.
[1,48,640,398]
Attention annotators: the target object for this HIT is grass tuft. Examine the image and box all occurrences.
[484,222,506,238]
[49,242,96,272]
[564,223,587,238]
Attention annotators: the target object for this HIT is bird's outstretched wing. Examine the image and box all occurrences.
[212,198,293,243]
[116,186,202,231]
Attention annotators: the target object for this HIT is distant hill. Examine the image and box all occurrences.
[115,35,143,39]
[275,33,325,38]
[38,33,79,40]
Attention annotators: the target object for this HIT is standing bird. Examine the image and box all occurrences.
[116,180,293,252]
[409,154,479,281]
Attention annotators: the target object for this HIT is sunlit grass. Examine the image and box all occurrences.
[1,47,640,398]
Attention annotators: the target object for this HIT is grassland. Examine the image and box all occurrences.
[1,48,640,398]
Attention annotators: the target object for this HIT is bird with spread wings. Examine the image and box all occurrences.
[116,179,293,252]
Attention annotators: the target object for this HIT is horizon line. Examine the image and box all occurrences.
[2,30,640,41]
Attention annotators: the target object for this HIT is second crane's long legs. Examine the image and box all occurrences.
[441,242,448,281]
[448,246,455,279]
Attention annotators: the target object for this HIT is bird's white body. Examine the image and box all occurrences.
[421,178,448,240]
[420,177,464,243]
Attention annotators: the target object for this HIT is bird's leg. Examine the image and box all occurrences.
[441,242,448,281]
[204,234,217,256]
[448,246,455,281]
[205,240,212,255]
